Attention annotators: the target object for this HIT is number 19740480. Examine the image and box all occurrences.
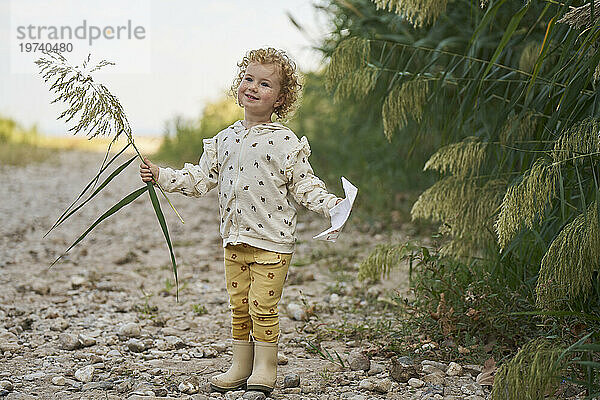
[19,42,73,52]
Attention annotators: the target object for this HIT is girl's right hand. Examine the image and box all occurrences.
[140,157,159,183]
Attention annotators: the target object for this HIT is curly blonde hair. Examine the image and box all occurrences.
[231,48,302,120]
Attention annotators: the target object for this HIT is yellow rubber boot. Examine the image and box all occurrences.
[246,341,278,394]
[210,339,254,392]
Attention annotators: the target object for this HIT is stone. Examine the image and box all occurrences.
[347,349,370,371]
[23,372,45,381]
[358,378,374,391]
[373,378,392,393]
[408,377,425,388]
[52,376,66,386]
[70,275,86,288]
[283,373,300,388]
[59,333,81,350]
[242,392,266,400]
[422,360,448,372]
[0,342,19,353]
[0,380,13,391]
[118,322,141,338]
[422,364,444,374]
[202,347,217,358]
[50,318,69,332]
[179,380,198,394]
[461,383,479,395]
[165,336,185,349]
[224,390,245,399]
[446,362,463,376]
[277,352,288,365]
[106,349,121,358]
[287,303,307,321]
[78,334,96,347]
[210,342,227,352]
[367,362,384,376]
[463,364,483,374]
[31,281,50,295]
[74,365,94,383]
[422,372,445,386]
[127,338,146,353]
[5,393,37,399]
[389,356,418,383]
[424,384,444,396]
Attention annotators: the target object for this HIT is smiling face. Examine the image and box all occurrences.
[237,62,284,123]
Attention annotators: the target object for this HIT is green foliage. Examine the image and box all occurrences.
[318,0,600,393]
[0,115,40,144]
[192,303,208,316]
[154,96,243,167]
[322,0,600,304]
[0,115,51,166]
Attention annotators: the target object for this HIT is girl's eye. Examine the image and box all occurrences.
[245,77,252,82]
[261,82,270,87]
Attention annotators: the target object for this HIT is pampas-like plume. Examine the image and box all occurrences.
[35,52,130,141]
[499,112,537,145]
[424,137,488,177]
[491,339,566,400]
[358,242,414,282]
[382,78,429,141]
[558,0,600,30]
[371,0,448,28]
[536,201,600,309]
[332,66,378,103]
[495,158,558,251]
[552,117,600,163]
[412,177,505,257]
[325,37,370,92]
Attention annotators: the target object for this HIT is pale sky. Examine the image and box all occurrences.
[0,0,332,136]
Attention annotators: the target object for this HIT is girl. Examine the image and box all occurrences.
[140,48,342,395]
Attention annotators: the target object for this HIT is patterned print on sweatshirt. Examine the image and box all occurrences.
[157,120,341,254]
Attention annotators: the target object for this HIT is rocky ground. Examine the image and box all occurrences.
[0,150,492,400]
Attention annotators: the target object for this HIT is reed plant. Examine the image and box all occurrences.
[36,52,182,300]
[320,0,600,395]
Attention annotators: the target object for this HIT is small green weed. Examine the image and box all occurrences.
[192,303,208,316]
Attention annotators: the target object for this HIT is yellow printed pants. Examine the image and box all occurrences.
[224,243,292,343]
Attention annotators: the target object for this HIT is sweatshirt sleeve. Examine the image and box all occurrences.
[285,136,341,217]
[157,137,218,197]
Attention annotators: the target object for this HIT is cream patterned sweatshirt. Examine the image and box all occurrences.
[157,120,340,253]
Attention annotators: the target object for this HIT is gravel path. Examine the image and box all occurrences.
[0,150,491,400]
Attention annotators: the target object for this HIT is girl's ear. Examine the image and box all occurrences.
[274,94,284,108]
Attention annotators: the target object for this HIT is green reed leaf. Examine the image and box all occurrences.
[45,151,136,237]
[147,182,179,302]
[50,186,148,267]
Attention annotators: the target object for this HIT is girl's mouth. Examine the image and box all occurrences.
[245,94,259,100]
